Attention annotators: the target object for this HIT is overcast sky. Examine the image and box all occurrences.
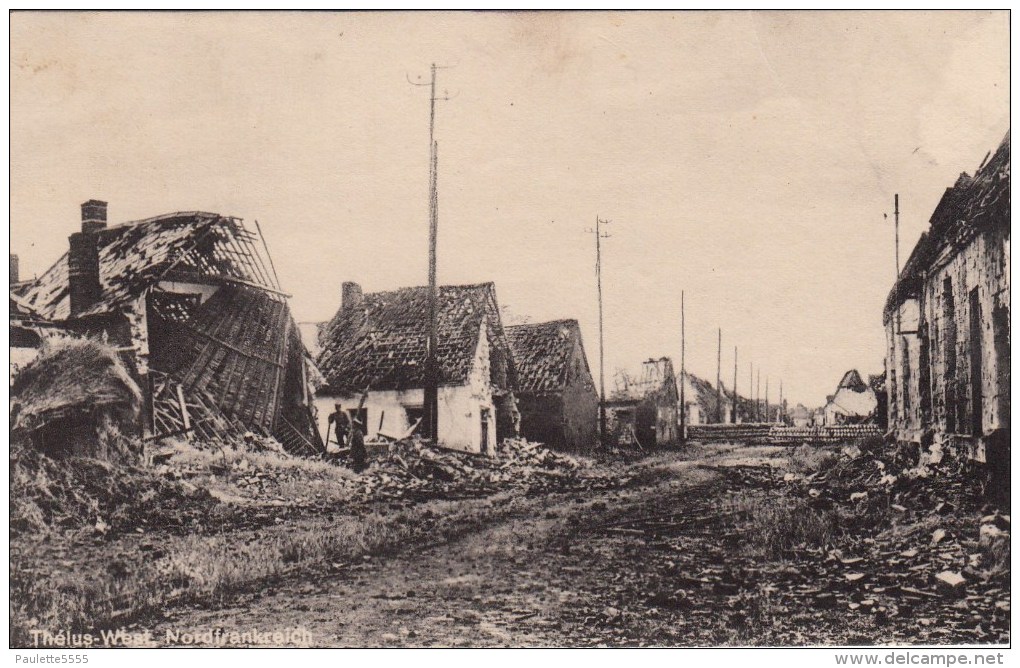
[9,11,1009,407]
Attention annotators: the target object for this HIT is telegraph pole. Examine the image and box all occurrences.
[679,290,686,442]
[893,194,901,425]
[748,362,753,423]
[732,346,738,424]
[779,380,784,424]
[756,368,761,422]
[587,217,611,447]
[765,376,770,423]
[409,63,453,442]
[716,328,723,423]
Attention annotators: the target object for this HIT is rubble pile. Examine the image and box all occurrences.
[572,441,1009,645]
[351,437,606,502]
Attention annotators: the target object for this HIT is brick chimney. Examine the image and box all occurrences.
[80,199,108,233]
[68,199,107,316]
[342,281,363,311]
[9,254,19,284]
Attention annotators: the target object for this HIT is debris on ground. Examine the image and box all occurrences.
[567,439,1010,645]
[350,437,614,502]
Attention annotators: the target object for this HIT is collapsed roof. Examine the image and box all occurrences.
[884,131,1010,321]
[19,211,285,321]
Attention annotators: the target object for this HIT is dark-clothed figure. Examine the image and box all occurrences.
[327,403,351,449]
[349,420,367,473]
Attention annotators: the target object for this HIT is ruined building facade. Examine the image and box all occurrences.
[15,200,321,453]
[884,132,1010,463]
[606,357,679,448]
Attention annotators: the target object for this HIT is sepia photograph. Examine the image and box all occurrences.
[7,9,1011,653]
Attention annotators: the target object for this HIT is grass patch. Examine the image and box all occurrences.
[787,444,840,474]
[10,489,551,646]
[724,492,841,558]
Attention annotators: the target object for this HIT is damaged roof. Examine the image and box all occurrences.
[837,369,868,393]
[610,357,677,403]
[316,282,516,395]
[506,319,590,394]
[884,131,1010,321]
[18,212,280,321]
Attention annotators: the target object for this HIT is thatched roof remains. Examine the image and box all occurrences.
[10,337,142,432]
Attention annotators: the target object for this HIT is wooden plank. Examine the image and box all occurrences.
[175,316,284,369]
[176,384,191,433]
[163,269,290,297]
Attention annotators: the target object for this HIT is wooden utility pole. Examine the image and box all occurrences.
[679,290,686,442]
[779,380,784,424]
[716,328,723,423]
[765,376,770,423]
[756,368,761,422]
[893,194,901,425]
[587,217,611,446]
[732,346,738,424]
[409,63,451,442]
[748,361,753,423]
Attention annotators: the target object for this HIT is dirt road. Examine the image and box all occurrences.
[146,444,1008,647]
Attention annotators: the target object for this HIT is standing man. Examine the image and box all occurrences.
[326,403,352,453]
[349,418,367,473]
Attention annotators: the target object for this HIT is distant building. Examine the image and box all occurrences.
[883,132,1010,463]
[505,319,598,453]
[606,357,679,447]
[790,403,813,428]
[315,282,517,455]
[822,370,878,426]
[678,371,730,426]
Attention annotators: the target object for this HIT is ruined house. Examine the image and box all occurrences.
[505,319,598,452]
[790,403,813,428]
[678,371,734,425]
[822,369,878,426]
[884,132,1010,463]
[14,200,321,453]
[315,282,517,455]
[606,357,679,447]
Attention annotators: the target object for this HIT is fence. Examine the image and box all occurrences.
[685,423,883,445]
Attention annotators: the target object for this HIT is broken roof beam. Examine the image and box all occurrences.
[161,269,291,298]
[215,223,276,289]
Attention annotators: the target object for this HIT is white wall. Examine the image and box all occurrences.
[314,387,424,447]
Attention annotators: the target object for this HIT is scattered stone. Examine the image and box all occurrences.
[935,571,966,593]
[850,492,868,502]
[932,529,947,545]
